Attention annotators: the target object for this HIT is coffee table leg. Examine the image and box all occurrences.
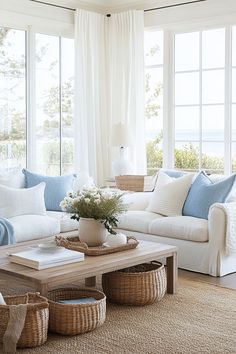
[37,283,48,297]
[85,276,96,287]
[166,252,177,294]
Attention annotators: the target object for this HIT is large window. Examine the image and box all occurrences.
[0,28,26,170]
[35,34,74,175]
[144,30,163,175]
[0,26,74,175]
[174,28,225,174]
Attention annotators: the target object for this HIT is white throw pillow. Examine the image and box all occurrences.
[0,183,46,218]
[0,169,25,188]
[146,171,194,216]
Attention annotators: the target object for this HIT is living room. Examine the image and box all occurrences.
[0,0,236,353]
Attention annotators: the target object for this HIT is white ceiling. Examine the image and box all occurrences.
[47,0,188,12]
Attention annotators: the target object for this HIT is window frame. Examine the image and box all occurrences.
[0,23,74,175]
[146,20,236,175]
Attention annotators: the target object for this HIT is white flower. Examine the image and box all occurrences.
[84,198,90,203]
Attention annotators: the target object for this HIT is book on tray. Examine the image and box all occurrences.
[9,247,84,270]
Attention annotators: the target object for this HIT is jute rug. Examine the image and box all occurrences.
[1,278,236,354]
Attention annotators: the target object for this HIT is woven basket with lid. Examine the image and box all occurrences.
[102,261,167,306]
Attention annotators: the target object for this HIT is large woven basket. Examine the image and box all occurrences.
[0,292,49,348]
[48,288,106,335]
[102,261,167,306]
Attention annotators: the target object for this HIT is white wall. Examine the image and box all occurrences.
[0,0,74,36]
[145,0,236,30]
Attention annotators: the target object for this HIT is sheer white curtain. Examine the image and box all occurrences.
[74,9,146,185]
[74,10,110,186]
[108,10,146,174]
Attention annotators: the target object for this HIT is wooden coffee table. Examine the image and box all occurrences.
[0,238,177,296]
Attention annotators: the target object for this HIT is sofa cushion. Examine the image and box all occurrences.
[146,171,194,216]
[9,215,60,243]
[183,171,236,219]
[118,211,163,234]
[149,216,208,242]
[0,183,46,219]
[46,211,79,233]
[0,169,25,188]
[23,169,75,212]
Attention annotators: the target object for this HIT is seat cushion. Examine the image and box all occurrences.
[149,216,208,242]
[118,211,163,234]
[9,215,60,243]
[46,211,79,233]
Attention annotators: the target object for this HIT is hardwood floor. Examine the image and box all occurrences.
[179,269,236,290]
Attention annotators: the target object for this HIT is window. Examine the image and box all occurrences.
[35,34,74,175]
[0,28,26,169]
[174,28,225,174]
[0,26,74,175]
[144,30,163,175]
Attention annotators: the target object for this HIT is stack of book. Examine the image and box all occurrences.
[9,247,84,270]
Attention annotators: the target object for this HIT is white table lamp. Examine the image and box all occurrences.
[111,123,133,176]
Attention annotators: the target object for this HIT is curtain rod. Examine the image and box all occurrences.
[29,0,207,15]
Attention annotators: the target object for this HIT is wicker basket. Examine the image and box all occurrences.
[115,175,157,192]
[48,288,106,335]
[0,292,49,348]
[102,261,167,306]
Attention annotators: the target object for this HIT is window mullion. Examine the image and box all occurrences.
[199,31,202,171]
[59,37,62,175]
[26,26,36,171]
[224,25,232,175]
[163,30,174,169]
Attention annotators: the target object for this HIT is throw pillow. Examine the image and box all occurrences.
[0,169,25,188]
[183,171,236,219]
[0,183,46,219]
[146,171,194,216]
[23,169,74,211]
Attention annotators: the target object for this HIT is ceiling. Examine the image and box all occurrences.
[45,0,193,12]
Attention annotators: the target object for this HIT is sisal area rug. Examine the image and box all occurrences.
[1,278,236,354]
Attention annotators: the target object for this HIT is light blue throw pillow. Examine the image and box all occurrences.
[183,171,236,219]
[23,169,74,211]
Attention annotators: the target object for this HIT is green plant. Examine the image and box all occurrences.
[60,187,128,235]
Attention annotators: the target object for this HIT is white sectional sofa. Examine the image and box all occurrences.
[117,190,236,277]
[1,168,236,277]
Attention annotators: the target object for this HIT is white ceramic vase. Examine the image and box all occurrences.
[78,218,108,247]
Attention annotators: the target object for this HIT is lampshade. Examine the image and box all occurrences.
[111,123,133,147]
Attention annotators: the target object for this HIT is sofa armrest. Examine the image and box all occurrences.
[209,202,236,255]
[208,202,236,253]
[121,192,152,211]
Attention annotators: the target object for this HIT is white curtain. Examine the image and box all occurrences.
[74,9,146,185]
[74,10,110,186]
[108,10,146,174]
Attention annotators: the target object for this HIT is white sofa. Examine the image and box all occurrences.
[116,191,236,277]
[1,168,236,277]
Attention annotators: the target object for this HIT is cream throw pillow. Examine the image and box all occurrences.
[146,171,194,216]
[0,183,46,218]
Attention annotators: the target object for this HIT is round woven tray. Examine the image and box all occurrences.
[0,292,49,348]
[102,261,167,306]
[48,288,106,335]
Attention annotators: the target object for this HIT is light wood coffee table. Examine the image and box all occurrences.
[0,238,177,296]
